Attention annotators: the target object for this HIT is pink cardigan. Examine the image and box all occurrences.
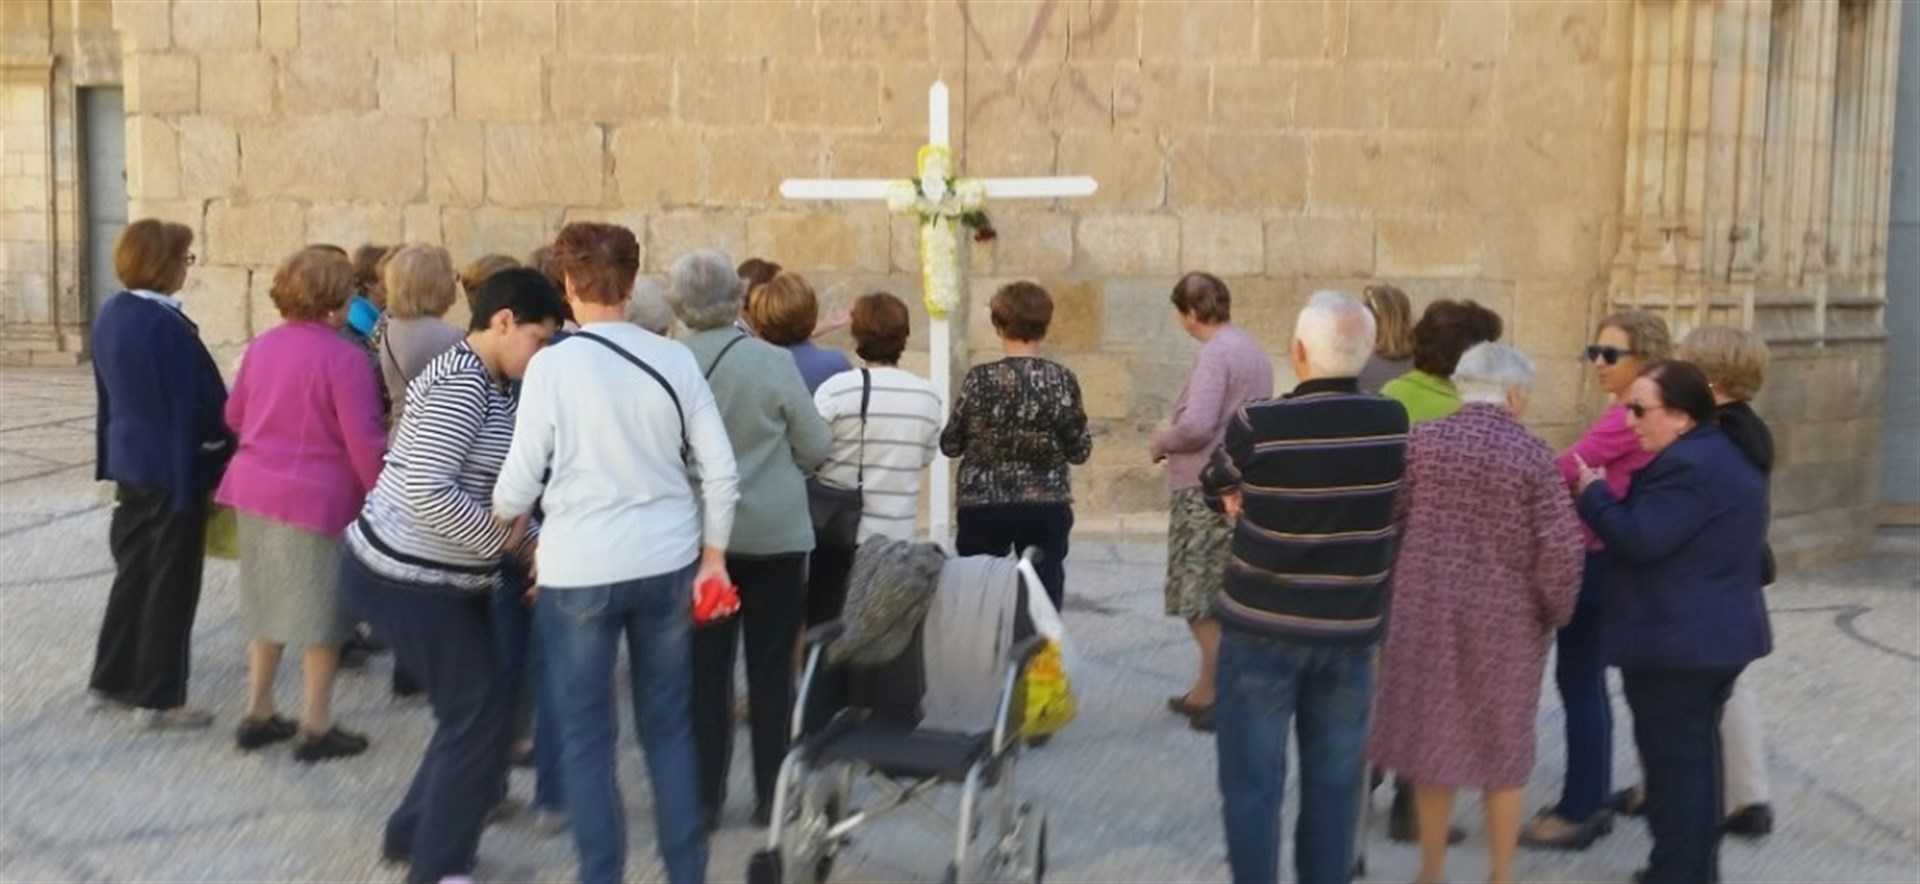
[1556,402,1657,551]
[216,322,388,536]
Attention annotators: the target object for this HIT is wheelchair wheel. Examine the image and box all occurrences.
[776,762,848,884]
[976,801,1046,883]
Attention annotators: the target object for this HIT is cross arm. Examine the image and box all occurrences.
[778,179,898,201]
[978,176,1099,199]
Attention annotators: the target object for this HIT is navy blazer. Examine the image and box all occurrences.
[92,292,233,512]
[1577,425,1772,671]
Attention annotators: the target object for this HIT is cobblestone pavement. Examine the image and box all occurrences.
[2,367,1916,883]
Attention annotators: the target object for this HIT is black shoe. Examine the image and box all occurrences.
[703,807,721,834]
[1188,706,1216,733]
[1611,785,1647,817]
[1519,809,1615,851]
[235,714,299,751]
[294,727,370,763]
[1388,783,1467,845]
[391,669,423,699]
[1723,803,1773,838]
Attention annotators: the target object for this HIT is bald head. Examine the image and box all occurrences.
[1292,290,1376,380]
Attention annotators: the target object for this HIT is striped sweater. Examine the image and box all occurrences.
[346,341,515,591]
[1200,377,1410,645]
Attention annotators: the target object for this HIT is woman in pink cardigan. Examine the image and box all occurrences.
[217,246,388,763]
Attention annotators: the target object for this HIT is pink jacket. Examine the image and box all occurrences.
[1556,402,1656,551]
[216,322,388,536]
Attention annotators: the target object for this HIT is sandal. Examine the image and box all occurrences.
[294,726,370,763]
[235,714,299,751]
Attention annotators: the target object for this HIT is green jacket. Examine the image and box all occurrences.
[684,328,833,555]
[1379,369,1462,425]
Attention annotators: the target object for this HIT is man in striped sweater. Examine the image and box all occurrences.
[1201,290,1410,884]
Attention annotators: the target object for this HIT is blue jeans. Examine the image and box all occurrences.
[536,563,706,884]
[1215,631,1373,884]
[1552,551,1614,822]
[491,573,565,814]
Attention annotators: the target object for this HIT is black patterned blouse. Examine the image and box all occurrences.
[939,357,1094,506]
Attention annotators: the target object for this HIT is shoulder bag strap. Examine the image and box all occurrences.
[856,368,871,490]
[703,333,750,380]
[571,331,688,456]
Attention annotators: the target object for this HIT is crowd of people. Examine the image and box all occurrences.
[85,216,1777,884]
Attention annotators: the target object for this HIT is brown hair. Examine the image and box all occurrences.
[459,254,519,298]
[383,243,459,319]
[352,244,392,290]
[738,257,782,291]
[1170,272,1231,324]
[551,222,640,305]
[851,291,910,364]
[114,219,194,293]
[745,272,820,345]
[270,246,355,322]
[1363,284,1415,361]
[1677,325,1769,401]
[527,245,567,296]
[1640,360,1716,425]
[1410,299,1504,377]
[1598,310,1673,363]
[990,281,1053,342]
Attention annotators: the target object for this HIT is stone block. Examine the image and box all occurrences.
[647,210,748,273]
[561,1,693,55]
[403,203,442,245]
[125,198,205,242]
[747,209,890,274]
[1058,131,1163,210]
[306,204,403,252]
[769,63,881,129]
[549,58,669,123]
[112,0,171,49]
[1525,356,1587,425]
[1387,65,1493,130]
[378,54,452,118]
[282,51,376,113]
[125,115,178,199]
[395,0,474,52]
[1058,352,1131,420]
[1510,0,1607,66]
[1309,133,1486,214]
[1023,63,1115,132]
[441,206,547,265]
[126,52,197,114]
[427,119,484,206]
[1181,214,1264,277]
[1170,133,1307,211]
[675,58,767,127]
[1076,215,1178,276]
[560,208,649,254]
[1101,276,1184,349]
[247,264,281,336]
[455,53,542,122]
[613,126,702,206]
[478,0,553,50]
[1265,217,1374,277]
[695,0,817,56]
[1230,276,1314,344]
[241,116,424,202]
[1512,284,1598,355]
[1294,66,1384,131]
[1481,131,1617,212]
[1028,278,1103,354]
[817,1,931,60]
[1377,218,1482,276]
[176,115,238,196]
[992,211,1074,274]
[1349,0,1443,59]
[1112,60,1210,133]
[1483,211,1605,279]
[207,199,305,266]
[1212,64,1292,129]
[199,52,274,117]
[485,124,605,208]
[1066,0,1139,60]
[176,264,250,346]
[937,1,1055,65]
[170,0,256,51]
[879,63,942,134]
[1496,61,1609,134]
[1261,0,1338,60]
[258,0,298,50]
[828,135,921,180]
[1141,0,1256,60]
[705,130,820,206]
[1442,0,1510,62]
[300,0,394,51]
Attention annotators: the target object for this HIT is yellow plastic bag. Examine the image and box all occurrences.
[204,503,239,560]
[1020,640,1077,738]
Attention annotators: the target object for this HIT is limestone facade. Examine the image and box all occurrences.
[0,0,1905,563]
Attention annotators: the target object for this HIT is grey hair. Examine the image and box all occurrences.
[1293,290,1376,378]
[627,277,675,335]
[667,249,745,331]
[1453,342,1536,404]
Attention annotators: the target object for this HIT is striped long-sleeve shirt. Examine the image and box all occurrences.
[1200,377,1410,645]
[812,366,944,541]
[346,342,515,591]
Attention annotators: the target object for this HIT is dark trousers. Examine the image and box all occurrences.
[342,552,514,884]
[691,552,808,816]
[1552,551,1614,822]
[955,502,1073,610]
[801,542,855,735]
[90,484,207,710]
[1624,666,1742,884]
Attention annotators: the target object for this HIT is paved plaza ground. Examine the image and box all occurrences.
[1,366,1915,883]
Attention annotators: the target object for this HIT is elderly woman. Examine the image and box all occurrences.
[1357,284,1415,393]
[460,254,519,302]
[377,244,466,430]
[342,268,564,884]
[1380,299,1505,423]
[628,278,675,336]
[1368,343,1586,884]
[1149,273,1273,732]
[1573,361,1771,884]
[745,272,852,394]
[346,243,392,344]
[217,246,389,761]
[668,257,833,830]
[87,219,233,729]
[1524,309,1672,850]
[941,281,1094,609]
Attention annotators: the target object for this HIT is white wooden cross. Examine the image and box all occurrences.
[781,81,1097,546]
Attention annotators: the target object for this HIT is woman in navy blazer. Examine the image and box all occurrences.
[1573,360,1771,884]
[88,219,234,729]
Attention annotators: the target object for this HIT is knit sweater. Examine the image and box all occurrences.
[1150,325,1274,492]
[1200,377,1410,645]
[684,328,833,555]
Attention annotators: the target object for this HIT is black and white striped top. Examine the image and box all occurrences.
[812,366,944,541]
[345,341,514,591]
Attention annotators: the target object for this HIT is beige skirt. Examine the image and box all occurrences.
[236,513,352,647]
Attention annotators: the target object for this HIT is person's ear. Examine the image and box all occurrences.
[490,307,514,334]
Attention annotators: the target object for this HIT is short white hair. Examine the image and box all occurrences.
[627,277,674,335]
[1293,290,1376,378]
[667,249,745,331]
[1453,342,1536,404]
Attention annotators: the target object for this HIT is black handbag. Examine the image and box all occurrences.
[807,369,870,549]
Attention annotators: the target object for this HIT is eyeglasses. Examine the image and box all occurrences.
[1624,402,1664,419]
[1585,345,1636,365]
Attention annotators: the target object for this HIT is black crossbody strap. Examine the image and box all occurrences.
[703,333,750,380]
[571,331,688,454]
[856,368,870,490]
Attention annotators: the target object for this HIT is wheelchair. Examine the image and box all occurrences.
[747,548,1054,884]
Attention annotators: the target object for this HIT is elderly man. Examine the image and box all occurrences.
[493,223,739,884]
[1201,290,1410,884]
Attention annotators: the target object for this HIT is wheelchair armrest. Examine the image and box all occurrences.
[805,619,847,650]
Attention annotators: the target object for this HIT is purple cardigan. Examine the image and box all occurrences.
[1151,325,1274,491]
[216,322,389,536]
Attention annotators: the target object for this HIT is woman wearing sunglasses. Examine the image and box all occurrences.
[1522,310,1671,850]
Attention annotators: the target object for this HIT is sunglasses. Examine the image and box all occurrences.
[1585,345,1636,365]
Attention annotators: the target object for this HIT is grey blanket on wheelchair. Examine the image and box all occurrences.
[828,536,947,666]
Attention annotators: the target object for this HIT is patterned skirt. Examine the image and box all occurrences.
[1164,488,1233,619]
